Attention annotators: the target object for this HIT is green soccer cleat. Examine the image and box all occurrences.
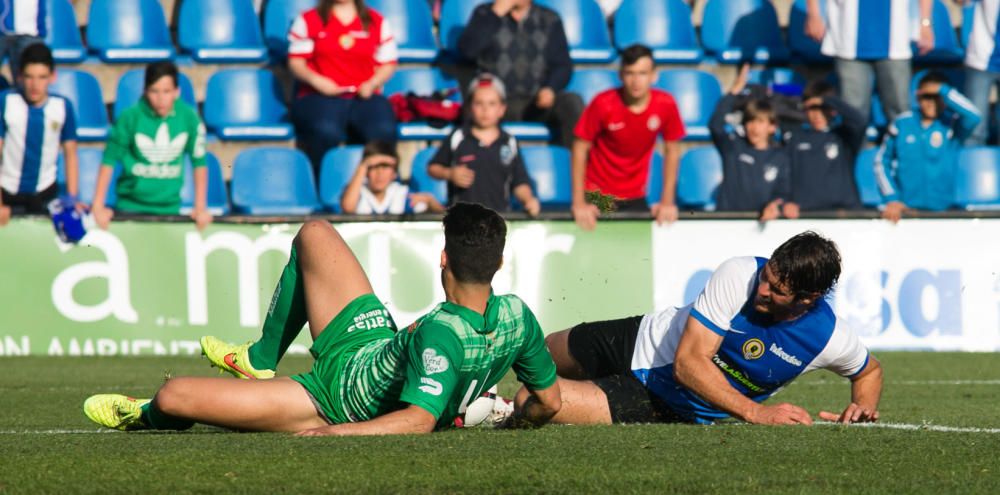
[83,394,150,431]
[199,336,275,380]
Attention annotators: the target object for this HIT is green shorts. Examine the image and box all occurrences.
[291,294,397,424]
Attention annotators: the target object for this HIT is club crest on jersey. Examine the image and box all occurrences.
[647,115,661,131]
[763,164,779,183]
[742,338,765,360]
[930,130,943,148]
[339,33,355,49]
[500,143,514,166]
[422,348,449,374]
[825,143,839,160]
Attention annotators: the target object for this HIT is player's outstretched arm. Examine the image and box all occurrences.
[511,381,561,428]
[296,405,437,437]
[674,317,813,425]
[819,357,883,424]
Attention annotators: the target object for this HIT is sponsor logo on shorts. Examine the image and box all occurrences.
[742,338,765,360]
[419,377,443,396]
[348,309,391,333]
[422,348,449,374]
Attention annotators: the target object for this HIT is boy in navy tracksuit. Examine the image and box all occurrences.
[875,72,981,222]
[782,80,866,213]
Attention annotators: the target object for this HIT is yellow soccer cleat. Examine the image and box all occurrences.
[83,394,150,431]
[199,336,275,380]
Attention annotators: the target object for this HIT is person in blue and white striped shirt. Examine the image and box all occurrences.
[0,0,45,76]
[963,0,1000,145]
[0,43,78,226]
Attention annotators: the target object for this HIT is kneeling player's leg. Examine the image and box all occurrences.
[150,377,328,432]
[515,378,612,425]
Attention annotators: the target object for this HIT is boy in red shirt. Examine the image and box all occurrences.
[571,44,685,231]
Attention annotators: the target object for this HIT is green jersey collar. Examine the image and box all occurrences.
[440,292,499,334]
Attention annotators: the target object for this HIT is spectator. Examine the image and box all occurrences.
[963,0,1000,145]
[709,65,791,222]
[783,80,866,214]
[91,62,211,231]
[0,43,78,227]
[427,74,540,215]
[875,72,981,222]
[458,0,583,147]
[0,0,45,76]
[340,140,443,214]
[287,0,398,169]
[805,0,934,125]
[571,44,685,231]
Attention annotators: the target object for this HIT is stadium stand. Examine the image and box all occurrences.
[701,0,790,64]
[86,0,175,63]
[180,153,230,215]
[262,0,313,60]
[787,0,831,63]
[645,151,664,206]
[367,0,439,63]
[177,0,268,63]
[748,67,807,91]
[854,147,884,208]
[612,0,703,64]
[653,69,722,141]
[535,0,616,63]
[318,145,364,213]
[230,148,320,215]
[566,68,618,105]
[382,67,461,140]
[438,0,490,57]
[520,145,572,209]
[955,146,1000,210]
[408,146,449,206]
[676,146,723,211]
[45,0,87,63]
[48,69,110,141]
[113,69,197,121]
[65,148,118,207]
[913,0,963,64]
[202,69,294,141]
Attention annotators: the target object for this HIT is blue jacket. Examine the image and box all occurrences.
[874,84,981,211]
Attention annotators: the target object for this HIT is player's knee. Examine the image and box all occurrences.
[294,219,337,250]
[154,377,195,416]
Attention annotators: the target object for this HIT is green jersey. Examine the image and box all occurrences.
[101,99,206,214]
[341,293,557,428]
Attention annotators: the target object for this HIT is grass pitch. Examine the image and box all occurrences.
[2,352,999,494]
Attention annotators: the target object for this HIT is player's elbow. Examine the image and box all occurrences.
[672,352,697,389]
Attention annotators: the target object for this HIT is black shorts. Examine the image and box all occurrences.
[3,183,57,214]
[567,316,685,424]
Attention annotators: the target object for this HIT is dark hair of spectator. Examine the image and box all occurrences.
[19,43,53,74]
[918,71,949,88]
[144,61,179,89]
[742,98,777,125]
[802,80,836,100]
[769,231,841,297]
[620,44,654,68]
[318,0,371,30]
[361,140,399,166]
[443,203,507,284]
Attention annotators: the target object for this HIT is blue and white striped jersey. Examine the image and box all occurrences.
[0,0,46,37]
[965,0,1000,72]
[0,91,77,194]
[821,0,914,60]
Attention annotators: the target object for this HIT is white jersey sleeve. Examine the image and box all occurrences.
[690,256,760,336]
[808,320,870,377]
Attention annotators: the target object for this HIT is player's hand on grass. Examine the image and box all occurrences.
[651,202,678,225]
[295,425,341,437]
[749,402,814,425]
[819,403,879,424]
[449,165,475,188]
[882,201,906,223]
[191,208,213,231]
[572,201,600,231]
[92,205,114,230]
[0,204,10,226]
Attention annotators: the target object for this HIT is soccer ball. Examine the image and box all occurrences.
[456,385,498,428]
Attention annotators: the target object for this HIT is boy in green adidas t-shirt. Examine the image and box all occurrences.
[84,203,562,435]
[91,61,211,231]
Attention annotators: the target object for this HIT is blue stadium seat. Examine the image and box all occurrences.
[787,0,831,63]
[113,69,197,121]
[180,153,229,215]
[645,151,663,205]
[955,146,1000,210]
[702,0,790,64]
[408,147,448,205]
[63,148,118,207]
[45,0,86,63]
[318,145,364,212]
[230,148,320,215]
[536,0,615,63]
[383,67,461,140]
[613,0,703,64]
[262,0,313,59]
[86,0,174,62]
[520,145,571,209]
[654,69,722,140]
[748,68,806,96]
[854,147,883,208]
[676,147,722,210]
[912,0,963,64]
[566,69,618,105]
[367,0,439,62]
[203,69,294,141]
[439,0,490,56]
[49,69,109,141]
[178,0,267,63]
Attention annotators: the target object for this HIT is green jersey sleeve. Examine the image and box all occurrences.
[397,322,464,420]
[512,304,557,391]
[101,111,132,167]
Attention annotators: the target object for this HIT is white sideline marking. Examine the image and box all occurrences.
[817,421,1000,434]
[799,380,1000,386]
[0,429,118,434]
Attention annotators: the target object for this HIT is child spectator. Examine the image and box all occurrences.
[427,74,541,215]
[875,72,981,223]
[0,43,79,227]
[710,65,791,222]
[340,140,443,214]
[782,80,866,214]
[90,61,211,231]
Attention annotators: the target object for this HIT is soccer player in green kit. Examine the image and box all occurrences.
[84,203,562,435]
